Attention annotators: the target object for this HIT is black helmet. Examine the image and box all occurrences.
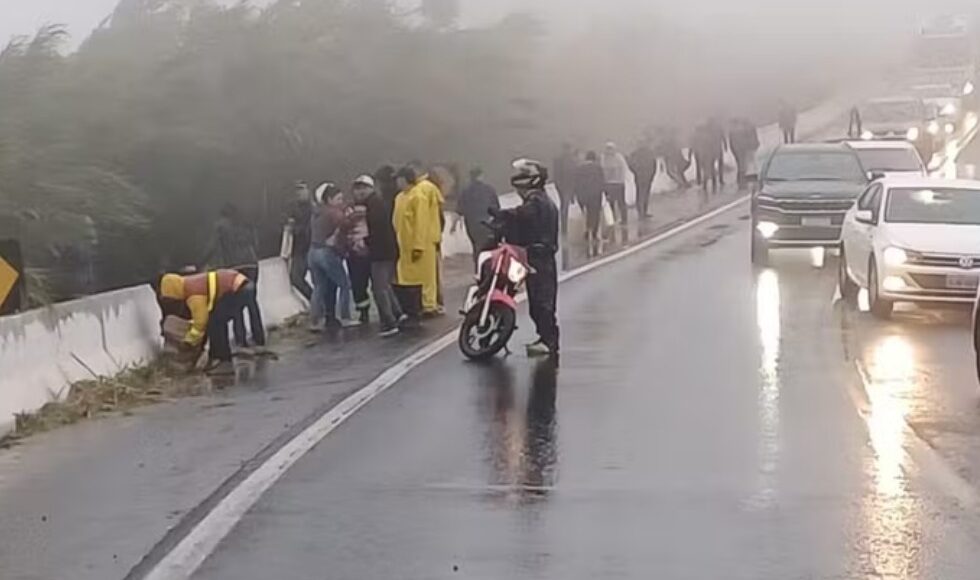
[510,158,548,191]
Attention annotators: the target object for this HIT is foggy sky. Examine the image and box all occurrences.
[3,0,977,47]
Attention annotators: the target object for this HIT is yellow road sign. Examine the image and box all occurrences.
[0,256,19,309]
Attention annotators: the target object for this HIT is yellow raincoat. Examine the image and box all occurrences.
[413,176,444,310]
[393,184,437,295]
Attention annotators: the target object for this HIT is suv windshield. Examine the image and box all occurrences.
[854,149,922,173]
[765,152,866,182]
[885,187,980,224]
[861,100,926,123]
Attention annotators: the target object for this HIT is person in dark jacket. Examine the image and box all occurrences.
[574,151,607,255]
[356,174,405,337]
[309,182,361,331]
[374,165,399,208]
[456,167,501,267]
[286,181,314,301]
[496,159,560,358]
[628,137,658,220]
[553,143,578,235]
[728,118,761,189]
[201,203,265,350]
[706,117,728,187]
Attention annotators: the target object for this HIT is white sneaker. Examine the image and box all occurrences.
[340,319,363,328]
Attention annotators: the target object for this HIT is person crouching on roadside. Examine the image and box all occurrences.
[156,269,255,376]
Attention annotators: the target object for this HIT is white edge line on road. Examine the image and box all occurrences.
[144,194,751,580]
[848,360,979,510]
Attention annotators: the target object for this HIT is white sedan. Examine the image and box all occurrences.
[839,177,980,318]
[846,140,927,178]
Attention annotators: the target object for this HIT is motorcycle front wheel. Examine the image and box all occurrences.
[458,302,516,361]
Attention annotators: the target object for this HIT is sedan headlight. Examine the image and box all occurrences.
[883,246,909,267]
[906,127,920,141]
[927,121,941,135]
[861,130,874,141]
[507,260,528,284]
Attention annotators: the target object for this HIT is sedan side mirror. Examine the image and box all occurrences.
[855,209,875,225]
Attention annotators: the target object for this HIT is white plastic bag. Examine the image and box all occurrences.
[625,176,637,208]
[602,198,616,228]
[651,159,674,195]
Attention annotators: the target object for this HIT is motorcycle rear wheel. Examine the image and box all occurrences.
[458,302,516,361]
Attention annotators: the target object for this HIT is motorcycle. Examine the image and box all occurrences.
[458,218,530,360]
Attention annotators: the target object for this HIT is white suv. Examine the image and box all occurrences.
[839,177,980,318]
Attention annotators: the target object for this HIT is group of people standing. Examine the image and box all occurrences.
[287,162,449,338]
[550,118,761,252]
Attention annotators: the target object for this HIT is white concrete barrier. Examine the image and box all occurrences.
[0,285,162,433]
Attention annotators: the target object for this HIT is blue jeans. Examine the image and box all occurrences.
[308,246,352,324]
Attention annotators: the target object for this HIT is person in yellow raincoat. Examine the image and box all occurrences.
[393,167,438,318]
[400,164,444,314]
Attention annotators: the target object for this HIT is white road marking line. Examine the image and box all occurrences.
[847,360,979,510]
[143,195,750,580]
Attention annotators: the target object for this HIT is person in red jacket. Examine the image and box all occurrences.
[157,269,253,375]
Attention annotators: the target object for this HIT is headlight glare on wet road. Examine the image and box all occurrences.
[883,247,908,267]
[757,221,779,239]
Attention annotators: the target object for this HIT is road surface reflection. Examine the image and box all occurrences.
[752,269,782,507]
[859,333,922,578]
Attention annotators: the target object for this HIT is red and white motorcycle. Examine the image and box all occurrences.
[458,220,529,360]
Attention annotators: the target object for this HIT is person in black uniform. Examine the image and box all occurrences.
[495,159,560,358]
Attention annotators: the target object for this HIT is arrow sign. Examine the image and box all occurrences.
[0,240,24,315]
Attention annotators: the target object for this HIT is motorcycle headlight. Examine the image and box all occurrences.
[927,121,941,135]
[883,246,909,267]
[507,260,528,283]
[906,127,920,141]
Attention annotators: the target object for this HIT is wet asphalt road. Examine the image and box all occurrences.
[190,208,980,579]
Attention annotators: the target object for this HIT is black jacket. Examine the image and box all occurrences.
[574,162,606,205]
[364,193,399,262]
[501,189,559,256]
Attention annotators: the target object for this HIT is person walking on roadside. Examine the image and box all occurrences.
[600,142,631,225]
[658,127,690,190]
[692,123,719,193]
[286,181,314,302]
[628,137,658,220]
[553,142,578,235]
[346,179,373,324]
[779,100,798,144]
[201,202,266,352]
[406,161,445,316]
[356,174,405,337]
[157,269,256,375]
[393,166,436,324]
[707,116,728,187]
[308,183,361,331]
[456,167,501,268]
[574,151,607,256]
[729,118,760,190]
